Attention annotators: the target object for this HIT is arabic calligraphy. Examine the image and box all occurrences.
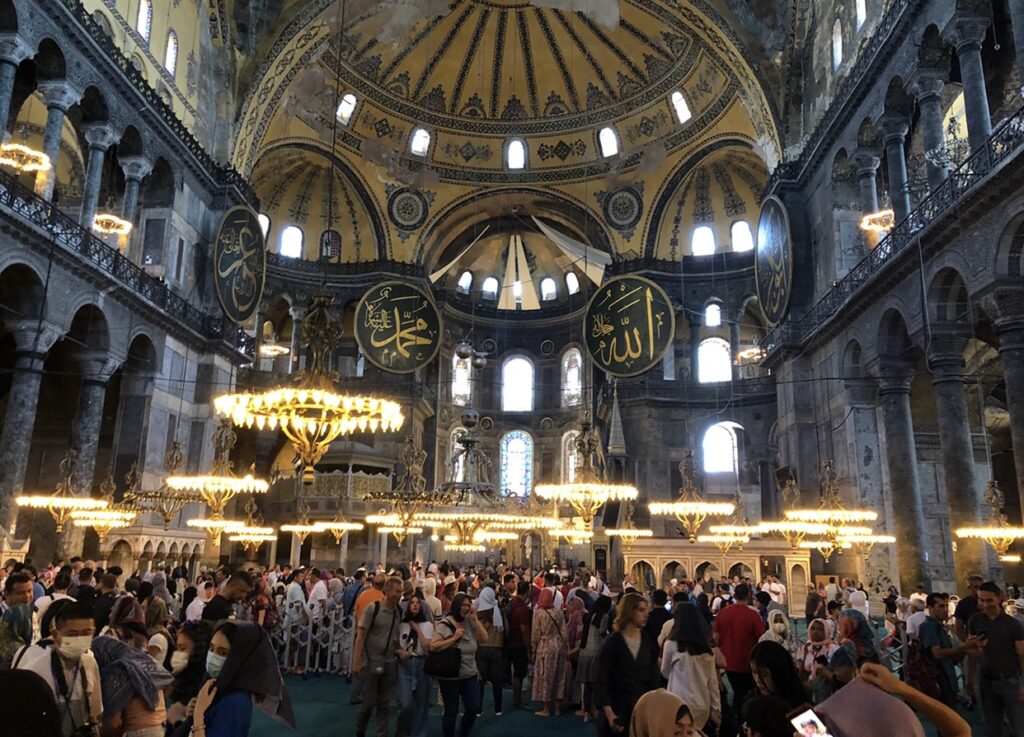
[354,282,442,374]
[754,196,793,327]
[585,275,674,377]
[213,206,266,324]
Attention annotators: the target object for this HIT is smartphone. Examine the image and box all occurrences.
[788,706,834,737]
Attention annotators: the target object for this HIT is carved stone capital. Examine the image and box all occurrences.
[83,123,118,152]
[876,358,915,395]
[908,71,947,102]
[75,350,120,384]
[119,155,153,182]
[0,34,32,66]
[927,332,970,379]
[35,79,82,113]
[5,319,63,356]
[979,286,1024,322]
[943,13,990,52]
[850,149,881,176]
[878,115,909,144]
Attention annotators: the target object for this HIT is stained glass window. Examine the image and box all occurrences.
[561,431,580,483]
[452,353,472,405]
[501,430,533,497]
[561,348,582,407]
[137,0,152,41]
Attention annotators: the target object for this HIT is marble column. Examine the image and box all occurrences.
[851,151,881,213]
[1010,0,1024,93]
[877,362,930,592]
[378,532,388,568]
[79,123,118,228]
[985,289,1024,517]
[928,337,988,584]
[0,321,63,533]
[911,73,950,191]
[70,351,119,498]
[688,318,700,382]
[289,532,301,568]
[112,371,155,487]
[289,308,303,374]
[0,34,32,140]
[757,457,776,521]
[729,317,741,381]
[945,15,993,152]
[118,155,152,225]
[880,117,912,223]
[32,80,82,199]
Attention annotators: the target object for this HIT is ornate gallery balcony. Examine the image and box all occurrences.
[0,168,253,357]
[616,375,776,405]
[764,103,1024,353]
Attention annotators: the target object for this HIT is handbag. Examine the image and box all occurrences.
[424,619,461,678]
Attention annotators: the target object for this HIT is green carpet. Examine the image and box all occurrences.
[249,674,985,737]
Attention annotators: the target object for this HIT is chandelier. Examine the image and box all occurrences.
[549,525,594,544]
[16,451,108,533]
[955,480,1024,557]
[70,474,138,544]
[315,516,364,543]
[605,501,653,551]
[214,295,404,484]
[92,212,133,236]
[367,514,426,544]
[698,533,750,555]
[227,498,276,554]
[281,495,321,544]
[125,444,202,529]
[799,539,853,563]
[535,419,638,525]
[782,462,877,525]
[439,409,498,503]
[649,451,734,541]
[836,532,897,559]
[416,510,554,550]
[859,209,894,234]
[0,142,51,172]
[363,435,453,542]
[167,420,269,517]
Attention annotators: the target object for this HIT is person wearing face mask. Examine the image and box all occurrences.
[189,621,295,737]
[166,621,213,730]
[14,601,103,737]
[758,610,796,656]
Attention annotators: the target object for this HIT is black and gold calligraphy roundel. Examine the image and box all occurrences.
[212,206,266,324]
[585,275,675,378]
[754,196,794,328]
[354,281,442,374]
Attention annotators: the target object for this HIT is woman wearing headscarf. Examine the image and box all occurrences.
[758,609,796,656]
[749,640,806,710]
[475,585,506,716]
[796,618,839,704]
[104,595,149,649]
[576,594,612,722]
[91,634,173,737]
[660,602,720,732]
[421,577,442,621]
[531,588,568,717]
[166,620,213,730]
[151,572,173,609]
[848,589,871,619]
[190,620,296,737]
[431,592,487,737]
[0,603,33,669]
[563,596,586,710]
[628,689,696,737]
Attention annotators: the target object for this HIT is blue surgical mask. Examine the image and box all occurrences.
[206,652,227,678]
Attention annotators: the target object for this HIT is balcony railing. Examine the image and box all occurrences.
[764,105,1024,352]
[616,375,776,402]
[0,168,253,357]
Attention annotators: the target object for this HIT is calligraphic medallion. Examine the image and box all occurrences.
[584,275,674,378]
[754,195,794,327]
[212,206,266,324]
[354,281,442,374]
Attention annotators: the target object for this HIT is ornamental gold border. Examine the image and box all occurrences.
[584,274,676,378]
[213,205,267,325]
[353,280,443,375]
[753,195,793,328]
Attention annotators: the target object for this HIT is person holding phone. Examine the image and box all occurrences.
[966,581,1024,737]
[431,592,488,737]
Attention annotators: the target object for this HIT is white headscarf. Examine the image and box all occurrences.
[476,585,503,629]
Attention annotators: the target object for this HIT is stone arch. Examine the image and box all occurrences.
[124,332,159,375]
[877,308,916,358]
[77,85,110,125]
[0,0,17,33]
[927,267,970,325]
[181,543,191,560]
[169,542,179,560]
[630,560,655,592]
[118,125,144,158]
[661,561,687,586]
[694,560,720,581]
[917,24,951,73]
[107,539,133,573]
[830,148,859,209]
[142,540,154,557]
[789,563,808,594]
[33,38,67,81]
[842,339,865,378]
[995,214,1024,278]
[0,262,47,321]
[728,561,754,580]
[65,304,110,352]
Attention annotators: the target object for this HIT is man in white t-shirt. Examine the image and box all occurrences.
[905,598,928,639]
[766,575,788,607]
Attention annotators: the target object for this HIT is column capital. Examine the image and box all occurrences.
[5,319,63,354]
[0,33,32,66]
[943,12,991,52]
[980,285,1024,322]
[35,79,82,112]
[908,70,947,102]
[878,115,909,143]
[83,123,118,152]
[850,149,881,175]
[74,350,120,383]
[119,154,153,182]
[877,364,914,395]
[927,332,970,379]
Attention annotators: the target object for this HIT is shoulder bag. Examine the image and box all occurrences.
[424,618,462,678]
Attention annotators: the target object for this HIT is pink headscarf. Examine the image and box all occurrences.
[566,597,586,648]
[537,588,555,610]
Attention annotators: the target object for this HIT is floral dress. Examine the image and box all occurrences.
[531,606,568,701]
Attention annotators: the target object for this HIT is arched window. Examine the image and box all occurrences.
[280,225,304,258]
[257,213,270,238]
[136,0,152,41]
[500,430,534,497]
[502,356,534,412]
[598,127,619,158]
[705,303,722,328]
[670,91,692,124]
[561,347,583,407]
[513,280,523,305]
[855,0,867,30]
[456,270,473,294]
[702,421,742,474]
[410,127,431,157]
[692,226,716,256]
[452,353,472,405]
[565,272,580,295]
[698,337,732,383]
[561,430,580,483]
[337,93,357,125]
[451,428,469,482]
[482,276,499,300]
[164,31,178,75]
[731,221,754,252]
[507,139,526,170]
[832,20,843,71]
[540,277,557,301]
[320,230,341,260]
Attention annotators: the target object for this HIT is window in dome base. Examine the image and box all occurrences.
[692,226,716,256]
[566,272,580,295]
[540,277,557,301]
[410,127,431,157]
[731,221,754,252]
[598,127,619,158]
[671,91,691,124]
[456,271,473,294]
[337,93,357,125]
[280,225,304,259]
[257,214,270,238]
[482,277,499,300]
[502,356,534,412]
[320,230,341,260]
[507,139,526,170]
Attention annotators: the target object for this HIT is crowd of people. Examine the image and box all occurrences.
[0,556,1008,737]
